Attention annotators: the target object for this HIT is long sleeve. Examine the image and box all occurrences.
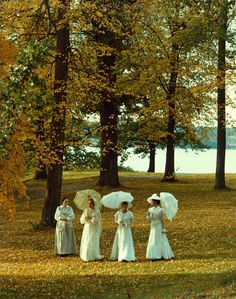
[54,206,66,232]
[80,209,87,224]
[54,207,61,221]
[114,211,120,224]
[55,206,75,222]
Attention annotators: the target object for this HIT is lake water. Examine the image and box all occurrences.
[120,148,236,173]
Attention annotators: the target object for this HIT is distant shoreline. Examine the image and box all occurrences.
[122,148,236,173]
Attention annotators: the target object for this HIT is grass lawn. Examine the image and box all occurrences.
[0,172,235,298]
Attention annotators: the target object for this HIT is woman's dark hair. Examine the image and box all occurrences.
[153,199,160,205]
[121,201,128,205]
[87,196,95,205]
[61,197,68,204]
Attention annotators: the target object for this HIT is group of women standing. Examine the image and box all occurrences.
[54,193,174,262]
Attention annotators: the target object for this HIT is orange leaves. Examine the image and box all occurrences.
[0,33,18,79]
[0,192,16,219]
[0,125,28,219]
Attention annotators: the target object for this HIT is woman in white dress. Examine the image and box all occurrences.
[110,201,136,262]
[80,197,103,262]
[54,198,77,256]
[146,194,174,260]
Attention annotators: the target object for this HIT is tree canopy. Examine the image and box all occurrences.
[0,0,235,223]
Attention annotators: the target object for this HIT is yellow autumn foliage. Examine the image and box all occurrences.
[0,33,18,79]
[0,128,28,219]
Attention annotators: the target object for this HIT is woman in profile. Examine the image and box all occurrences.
[110,201,136,262]
[80,197,103,262]
[146,194,174,260]
[54,197,77,256]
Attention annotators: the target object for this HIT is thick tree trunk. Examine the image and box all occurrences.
[162,66,178,181]
[42,0,69,227]
[162,24,179,182]
[215,3,227,190]
[163,92,176,181]
[162,18,182,182]
[97,100,120,187]
[95,32,120,187]
[147,142,156,172]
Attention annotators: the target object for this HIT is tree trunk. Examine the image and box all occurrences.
[147,142,156,172]
[162,43,179,182]
[95,28,120,187]
[215,2,227,190]
[97,99,120,187]
[163,90,176,182]
[42,0,69,227]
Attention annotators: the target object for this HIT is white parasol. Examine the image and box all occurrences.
[73,189,101,210]
[101,191,134,209]
[160,192,178,221]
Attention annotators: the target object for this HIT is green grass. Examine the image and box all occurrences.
[0,172,235,298]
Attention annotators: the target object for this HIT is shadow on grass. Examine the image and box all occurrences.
[0,271,235,299]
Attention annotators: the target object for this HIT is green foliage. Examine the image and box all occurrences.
[64,147,100,170]
[118,165,134,172]
[3,39,54,117]
[0,0,235,184]
[0,39,53,141]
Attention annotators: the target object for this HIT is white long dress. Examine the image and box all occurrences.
[110,210,136,262]
[54,205,77,255]
[80,208,103,261]
[146,206,174,260]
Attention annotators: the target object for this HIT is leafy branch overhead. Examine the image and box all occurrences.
[0,0,235,219]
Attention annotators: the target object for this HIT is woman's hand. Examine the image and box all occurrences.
[60,217,67,221]
[119,221,126,227]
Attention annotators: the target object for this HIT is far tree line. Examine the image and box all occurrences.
[0,0,235,226]
[53,126,236,174]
